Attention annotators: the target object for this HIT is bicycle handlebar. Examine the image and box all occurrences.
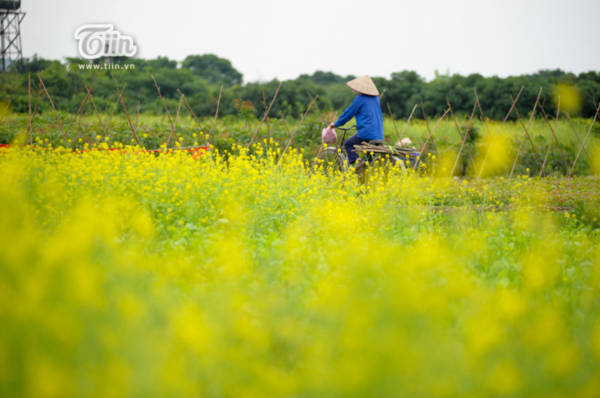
[335,125,356,132]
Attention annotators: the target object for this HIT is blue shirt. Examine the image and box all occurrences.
[334,94,384,140]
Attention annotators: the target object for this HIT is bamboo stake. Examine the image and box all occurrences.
[379,88,387,103]
[84,85,108,140]
[509,87,543,177]
[31,83,42,116]
[210,85,223,137]
[448,98,477,176]
[446,97,467,141]
[307,92,321,115]
[74,78,99,133]
[475,90,493,179]
[279,97,318,163]
[74,91,90,119]
[27,73,32,145]
[37,74,67,143]
[476,87,524,178]
[174,96,183,127]
[71,90,92,134]
[110,74,140,146]
[166,95,183,147]
[75,92,89,133]
[413,107,451,171]
[386,103,400,141]
[563,111,592,163]
[29,83,43,143]
[569,101,600,177]
[107,82,127,127]
[503,86,525,123]
[261,88,273,139]
[176,89,209,147]
[248,82,281,148]
[151,75,178,147]
[419,101,440,153]
[539,100,554,177]
[176,89,204,130]
[509,98,545,173]
[538,99,569,176]
[502,87,525,124]
[399,103,418,138]
[134,101,141,131]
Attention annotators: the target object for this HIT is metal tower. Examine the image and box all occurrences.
[0,0,25,71]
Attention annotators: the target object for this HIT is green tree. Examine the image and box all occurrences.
[181,54,243,86]
[298,70,345,85]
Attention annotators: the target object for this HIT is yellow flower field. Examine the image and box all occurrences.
[1,143,599,397]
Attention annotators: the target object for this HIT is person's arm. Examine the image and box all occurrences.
[332,96,361,127]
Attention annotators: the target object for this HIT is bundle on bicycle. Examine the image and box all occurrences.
[313,75,423,175]
[353,140,422,171]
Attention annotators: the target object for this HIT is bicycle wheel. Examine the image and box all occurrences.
[313,147,348,175]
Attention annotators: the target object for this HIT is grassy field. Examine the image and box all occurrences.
[1,110,599,175]
[1,142,600,397]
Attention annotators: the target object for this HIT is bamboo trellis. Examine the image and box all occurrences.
[20,74,599,177]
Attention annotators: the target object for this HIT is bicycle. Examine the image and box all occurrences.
[312,125,422,175]
[312,125,353,175]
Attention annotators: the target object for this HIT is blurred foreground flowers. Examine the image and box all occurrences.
[0,144,599,397]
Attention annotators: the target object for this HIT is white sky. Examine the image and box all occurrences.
[20,0,600,82]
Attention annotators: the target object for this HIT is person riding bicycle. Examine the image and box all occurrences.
[328,75,384,168]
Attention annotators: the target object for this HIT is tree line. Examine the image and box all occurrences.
[1,54,598,120]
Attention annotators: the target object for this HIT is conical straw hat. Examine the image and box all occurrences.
[346,75,379,96]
